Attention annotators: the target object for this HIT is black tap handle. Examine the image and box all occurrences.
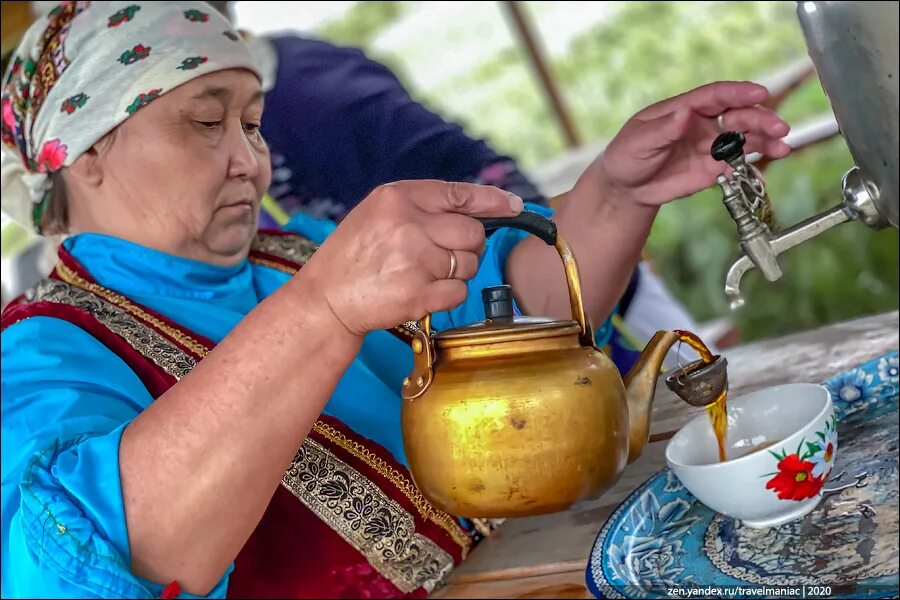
[711,131,746,163]
[478,211,557,246]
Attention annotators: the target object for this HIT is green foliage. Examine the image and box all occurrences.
[314,1,899,341]
[319,1,411,49]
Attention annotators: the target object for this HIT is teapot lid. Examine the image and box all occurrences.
[432,285,581,346]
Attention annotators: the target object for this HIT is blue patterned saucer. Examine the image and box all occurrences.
[587,351,900,599]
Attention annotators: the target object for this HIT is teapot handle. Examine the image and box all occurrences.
[479,210,558,245]
[418,211,596,348]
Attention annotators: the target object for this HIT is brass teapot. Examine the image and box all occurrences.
[401,212,727,518]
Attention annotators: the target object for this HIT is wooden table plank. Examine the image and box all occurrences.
[435,569,591,599]
[439,311,899,596]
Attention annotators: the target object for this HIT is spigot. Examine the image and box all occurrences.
[723,204,852,309]
[712,132,783,283]
[713,131,892,309]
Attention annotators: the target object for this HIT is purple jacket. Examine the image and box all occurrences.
[259,35,545,223]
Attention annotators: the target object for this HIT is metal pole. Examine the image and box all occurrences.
[501,0,581,148]
[2,1,32,57]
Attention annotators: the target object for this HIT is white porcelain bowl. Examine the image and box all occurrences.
[666,383,837,528]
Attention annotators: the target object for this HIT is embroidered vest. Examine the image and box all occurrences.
[1,230,474,598]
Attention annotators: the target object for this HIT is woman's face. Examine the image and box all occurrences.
[66,69,271,266]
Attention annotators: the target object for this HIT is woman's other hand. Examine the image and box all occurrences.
[586,81,791,207]
[301,180,523,336]
[505,81,791,326]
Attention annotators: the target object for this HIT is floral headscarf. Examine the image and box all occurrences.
[0,1,261,232]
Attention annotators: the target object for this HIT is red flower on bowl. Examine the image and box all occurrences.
[765,454,824,501]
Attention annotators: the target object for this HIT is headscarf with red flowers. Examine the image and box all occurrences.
[0,1,260,232]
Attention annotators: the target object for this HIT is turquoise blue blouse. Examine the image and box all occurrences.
[1,206,612,598]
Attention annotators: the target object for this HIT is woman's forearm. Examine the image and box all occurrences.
[120,275,362,595]
[506,170,658,327]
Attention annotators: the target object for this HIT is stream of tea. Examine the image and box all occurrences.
[674,330,728,462]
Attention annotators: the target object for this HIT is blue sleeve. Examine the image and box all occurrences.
[1,317,230,599]
[283,204,614,344]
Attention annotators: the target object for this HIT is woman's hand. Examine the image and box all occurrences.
[506,81,791,326]
[587,81,791,207]
[300,180,523,337]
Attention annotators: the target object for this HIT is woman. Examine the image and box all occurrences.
[0,2,791,598]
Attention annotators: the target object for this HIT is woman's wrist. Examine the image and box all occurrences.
[564,164,658,231]
[277,273,365,358]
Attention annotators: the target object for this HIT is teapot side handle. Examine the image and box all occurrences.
[401,324,435,401]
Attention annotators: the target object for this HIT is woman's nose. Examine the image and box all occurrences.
[227,129,262,180]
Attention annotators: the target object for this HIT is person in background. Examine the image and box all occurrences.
[205,1,546,224]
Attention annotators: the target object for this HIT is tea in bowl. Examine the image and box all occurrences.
[665,383,836,528]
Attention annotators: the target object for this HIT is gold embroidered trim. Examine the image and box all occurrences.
[471,518,506,537]
[283,438,454,594]
[54,261,209,359]
[27,278,197,380]
[248,256,299,275]
[251,233,318,265]
[397,322,418,338]
[312,421,472,556]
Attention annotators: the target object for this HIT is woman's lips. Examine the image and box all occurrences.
[220,199,254,212]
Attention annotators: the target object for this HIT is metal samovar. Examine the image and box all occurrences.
[715,1,899,308]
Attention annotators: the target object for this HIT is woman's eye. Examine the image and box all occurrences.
[196,120,221,129]
[244,123,260,135]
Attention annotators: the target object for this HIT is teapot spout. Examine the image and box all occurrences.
[623,330,680,463]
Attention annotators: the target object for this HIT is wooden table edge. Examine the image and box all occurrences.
[449,559,588,584]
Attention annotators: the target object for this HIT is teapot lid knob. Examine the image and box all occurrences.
[482,285,514,320]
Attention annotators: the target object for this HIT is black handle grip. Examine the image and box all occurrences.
[711,131,746,163]
[478,211,557,246]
